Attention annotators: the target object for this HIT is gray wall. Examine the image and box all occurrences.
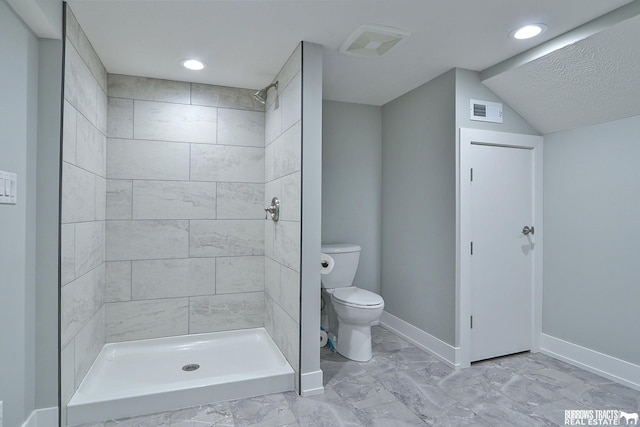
[454,68,539,346]
[455,68,539,136]
[544,114,640,365]
[0,2,39,425]
[381,69,456,345]
[378,68,538,348]
[322,101,382,294]
[36,38,63,410]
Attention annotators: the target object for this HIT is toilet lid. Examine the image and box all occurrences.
[332,287,384,307]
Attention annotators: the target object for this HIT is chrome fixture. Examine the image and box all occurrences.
[264,197,280,222]
[522,226,535,235]
[253,81,278,104]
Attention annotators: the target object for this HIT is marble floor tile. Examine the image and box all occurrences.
[284,390,362,427]
[319,356,368,385]
[384,347,443,372]
[72,325,640,427]
[438,381,504,408]
[436,366,488,390]
[529,355,617,387]
[411,360,455,383]
[374,370,458,423]
[522,367,582,388]
[474,364,518,390]
[562,368,616,387]
[557,380,598,402]
[431,403,489,427]
[171,403,235,426]
[353,401,424,426]
[330,374,397,409]
[575,381,640,411]
[230,393,297,427]
[319,360,356,384]
[529,398,591,426]
[356,353,404,377]
[371,328,413,354]
[478,352,547,375]
[497,373,564,409]
[466,394,546,427]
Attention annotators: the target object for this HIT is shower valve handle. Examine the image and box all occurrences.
[264,197,280,222]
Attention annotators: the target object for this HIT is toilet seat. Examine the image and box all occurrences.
[332,287,384,308]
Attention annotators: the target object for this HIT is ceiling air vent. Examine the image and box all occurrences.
[470,99,503,123]
[340,24,410,57]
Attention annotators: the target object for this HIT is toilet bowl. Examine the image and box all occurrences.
[321,244,385,362]
[331,287,384,362]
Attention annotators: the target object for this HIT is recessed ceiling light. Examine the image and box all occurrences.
[511,24,547,40]
[182,59,206,71]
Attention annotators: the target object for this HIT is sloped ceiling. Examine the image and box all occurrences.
[68,0,632,106]
[483,13,640,134]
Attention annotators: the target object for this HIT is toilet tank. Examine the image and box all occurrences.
[321,244,361,288]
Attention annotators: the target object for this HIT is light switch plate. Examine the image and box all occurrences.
[0,171,17,205]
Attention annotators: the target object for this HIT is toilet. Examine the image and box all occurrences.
[321,244,384,362]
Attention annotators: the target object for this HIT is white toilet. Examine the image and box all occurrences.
[321,244,384,362]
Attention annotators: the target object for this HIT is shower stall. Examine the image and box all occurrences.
[59,5,322,425]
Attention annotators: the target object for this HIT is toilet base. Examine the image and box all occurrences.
[336,323,373,362]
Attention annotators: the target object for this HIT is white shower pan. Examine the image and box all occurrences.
[67,328,294,426]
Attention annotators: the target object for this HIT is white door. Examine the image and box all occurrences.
[469,142,534,362]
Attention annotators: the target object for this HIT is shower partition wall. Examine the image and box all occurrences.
[60,6,107,425]
[264,44,303,390]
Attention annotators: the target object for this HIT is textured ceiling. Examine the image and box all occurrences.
[68,0,632,106]
[483,13,640,134]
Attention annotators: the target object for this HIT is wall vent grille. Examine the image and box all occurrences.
[473,104,487,117]
[470,99,503,123]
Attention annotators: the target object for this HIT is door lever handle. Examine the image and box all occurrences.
[522,226,534,235]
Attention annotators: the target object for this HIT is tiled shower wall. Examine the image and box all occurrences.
[104,74,267,342]
[264,45,303,384]
[60,5,108,410]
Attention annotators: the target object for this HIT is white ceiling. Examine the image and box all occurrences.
[68,0,632,106]
[484,13,640,134]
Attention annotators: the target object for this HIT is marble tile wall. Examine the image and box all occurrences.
[263,44,303,388]
[61,5,108,420]
[105,73,267,343]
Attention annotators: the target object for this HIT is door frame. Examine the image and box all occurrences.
[457,128,543,368]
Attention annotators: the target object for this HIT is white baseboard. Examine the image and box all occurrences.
[540,333,640,391]
[300,370,324,397]
[380,311,460,368]
[21,407,58,427]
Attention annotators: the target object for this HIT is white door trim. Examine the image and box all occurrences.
[457,128,543,368]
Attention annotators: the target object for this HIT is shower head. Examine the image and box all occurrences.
[254,81,278,104]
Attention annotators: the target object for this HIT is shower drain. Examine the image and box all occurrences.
[182,364,200,372]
